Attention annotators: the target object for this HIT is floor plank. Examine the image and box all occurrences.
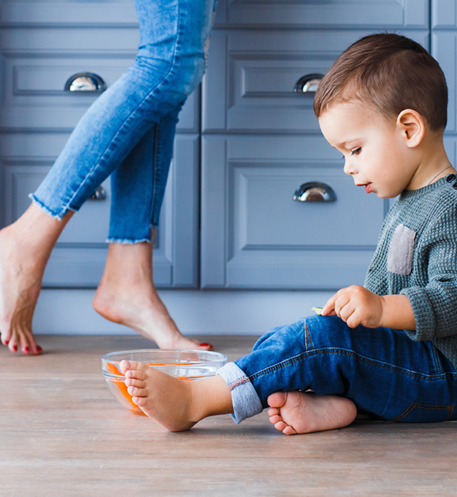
[1,335,457,496]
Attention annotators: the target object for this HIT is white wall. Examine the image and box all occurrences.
[33,289,334,336]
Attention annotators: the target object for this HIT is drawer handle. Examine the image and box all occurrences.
[64,72,107,93]
[88,186,107,201]
[294,73,324,94]
[293,182,336,202]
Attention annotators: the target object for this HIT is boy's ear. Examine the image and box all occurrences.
[396,109,425,148]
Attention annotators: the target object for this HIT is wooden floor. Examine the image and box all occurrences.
[2,335,457,496]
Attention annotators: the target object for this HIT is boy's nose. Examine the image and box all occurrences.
[343,160,353,175]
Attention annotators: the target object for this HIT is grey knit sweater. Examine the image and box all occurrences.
[365,175,457,368]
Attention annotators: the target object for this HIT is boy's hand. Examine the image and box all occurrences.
[322,285,384,328]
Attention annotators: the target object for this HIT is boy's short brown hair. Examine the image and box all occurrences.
[314,33,448,131]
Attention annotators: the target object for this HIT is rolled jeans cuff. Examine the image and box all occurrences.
[216,362,263,424]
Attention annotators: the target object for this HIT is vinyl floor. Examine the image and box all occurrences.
[1,334,457,496]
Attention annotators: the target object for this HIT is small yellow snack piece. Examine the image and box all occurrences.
[312,306,323,315]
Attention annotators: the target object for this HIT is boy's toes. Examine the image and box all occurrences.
[127,385,147,397]
[273,420,288,432]
[267,407,280,417]
[267,391,287,409]
[132,396,148,407]
[269,414,282,425]
[120,359,150,375]
[124,377,146,388]
[282,426,297,436]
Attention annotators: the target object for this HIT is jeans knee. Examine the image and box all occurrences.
[133,49,205,103]
[304,315,354,350]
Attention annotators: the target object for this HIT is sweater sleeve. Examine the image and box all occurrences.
[401,207,457,341]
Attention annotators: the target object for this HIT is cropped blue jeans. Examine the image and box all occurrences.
[217,315,457,424]
[31,0,217,243]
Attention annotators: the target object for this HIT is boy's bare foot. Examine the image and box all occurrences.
[93,242,212,351]
[120,360,232,431]
[267,391,357,435]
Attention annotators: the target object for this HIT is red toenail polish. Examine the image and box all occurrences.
[24,346,30,353]
[4,340,8,345]
[200,343,210,346]
[36,346,43,353]
[12,345,17,352]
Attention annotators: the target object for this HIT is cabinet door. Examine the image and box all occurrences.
[203,30,429,133]
[201,136,388,289]
[432,32,457,134]
[0,13,199,288]
[1,134,200,288]
[214,0,429,29]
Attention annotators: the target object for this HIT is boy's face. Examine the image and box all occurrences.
[318,101,419,199]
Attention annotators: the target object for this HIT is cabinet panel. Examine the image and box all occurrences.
[432,32,457,133]
[203,30,430,133]
[1,45,198,133]
[0,1,138,26]
[1,133,200,288]
[215,0,428,29]
[201,135,387,289]
[432,0,457,29]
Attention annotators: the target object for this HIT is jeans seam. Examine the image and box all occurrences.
[61,1,184,216]
[151,121,162,226]
[248,347,457,383]
[431,345,444,374]
[393,402,454,422]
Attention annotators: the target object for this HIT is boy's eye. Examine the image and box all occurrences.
[351,147,361,156]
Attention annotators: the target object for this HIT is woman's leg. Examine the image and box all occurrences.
[119,315,457,432]
[0,0,217,353]
[93,112,212,349]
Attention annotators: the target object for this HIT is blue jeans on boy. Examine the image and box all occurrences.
[31,0,217,243]
[218,315,457,424]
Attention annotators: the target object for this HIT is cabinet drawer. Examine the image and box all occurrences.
[1,133,200,288]
[1,44,198,133]
[203,30,429,133]
[0,1,138,26]
[214,0,428,29]
[201,135,387,289]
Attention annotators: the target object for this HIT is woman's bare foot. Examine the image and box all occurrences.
[267,391,357,435]
[0,205,72,355]
[120,360,232,431]
[93,240,212,350]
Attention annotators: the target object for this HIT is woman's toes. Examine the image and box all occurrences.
[267,392,287,409]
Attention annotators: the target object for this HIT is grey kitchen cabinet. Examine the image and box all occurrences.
[201,135,387,289]
[201,0,432,288]
[213,0,428,29]
[1,0,452,292]
[0,4,199,288]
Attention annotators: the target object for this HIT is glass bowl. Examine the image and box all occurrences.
[101,349,228,415]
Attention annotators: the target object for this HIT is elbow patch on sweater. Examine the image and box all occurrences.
[387,224,416,276]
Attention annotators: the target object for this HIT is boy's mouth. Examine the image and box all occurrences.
[357,182,373,193]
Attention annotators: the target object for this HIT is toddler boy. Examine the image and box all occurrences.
[119,33,457,434]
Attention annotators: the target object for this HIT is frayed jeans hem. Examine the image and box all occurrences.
[29,194,76,221]
[105,237,152,244]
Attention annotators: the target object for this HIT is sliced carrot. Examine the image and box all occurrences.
[106,363,146,416]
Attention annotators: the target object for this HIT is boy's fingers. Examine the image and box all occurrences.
[322,292,339,315]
